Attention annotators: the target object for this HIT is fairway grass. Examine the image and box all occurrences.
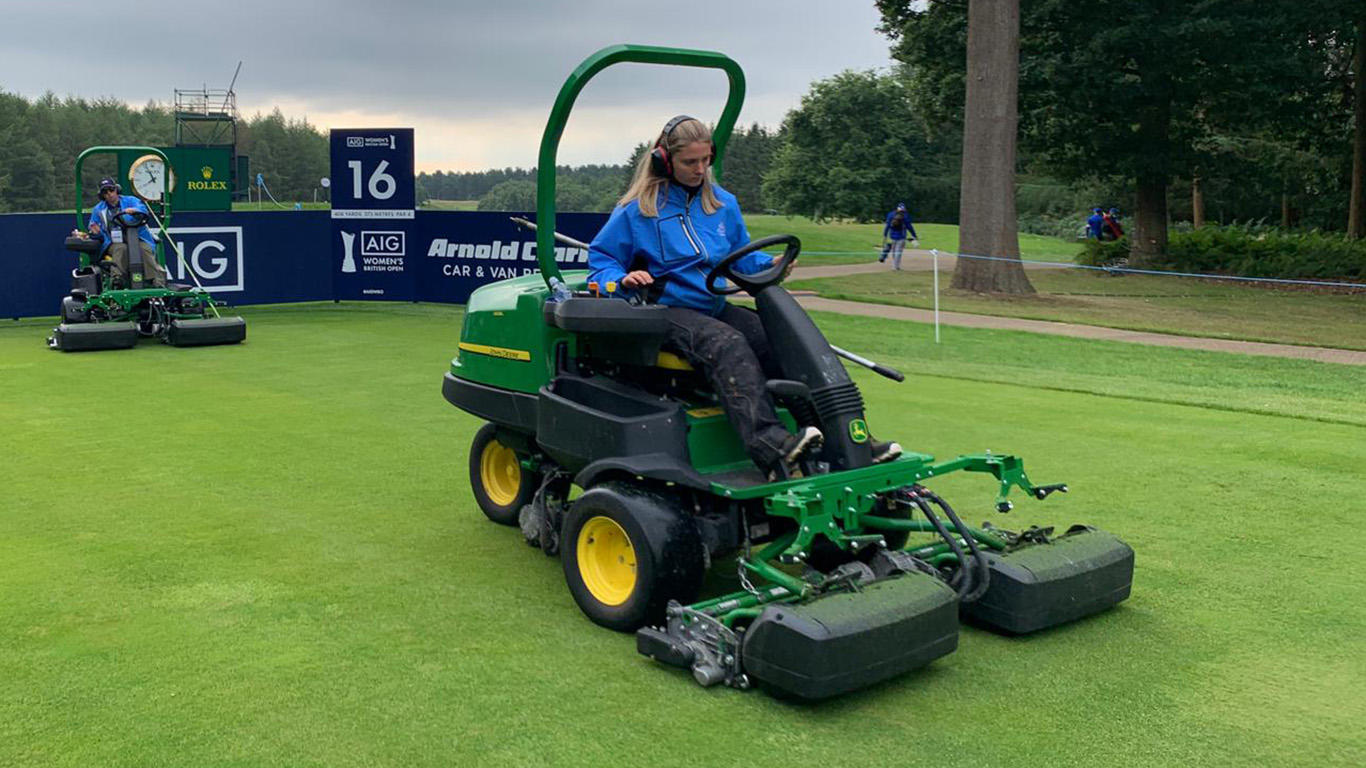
[791,268,1366,351]
[745,214,1083,265]
[2,304,1362,767]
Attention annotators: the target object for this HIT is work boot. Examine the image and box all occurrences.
[870,439,902,464]
[767,426,824,482]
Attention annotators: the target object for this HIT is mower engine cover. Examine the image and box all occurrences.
[742,571,958,700]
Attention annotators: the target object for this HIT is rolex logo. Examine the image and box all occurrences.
[201,166,213,180]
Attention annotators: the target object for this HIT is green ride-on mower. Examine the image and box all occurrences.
[48,146,246,351]
[443,46,1133,700]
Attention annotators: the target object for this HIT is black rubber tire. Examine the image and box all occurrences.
[561,482,706,632]
[60,296,89,324]
[469,422,539,525]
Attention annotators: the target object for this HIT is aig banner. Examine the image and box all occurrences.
[330,128,416,301]
[414,212,608,304]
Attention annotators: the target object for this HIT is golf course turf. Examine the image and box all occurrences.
[2,302,1361,766]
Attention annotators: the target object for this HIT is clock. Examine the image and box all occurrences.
[128,154,176,201]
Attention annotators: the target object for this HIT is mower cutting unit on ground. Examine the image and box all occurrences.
[48,146,246,351]
[443,46,1133,700]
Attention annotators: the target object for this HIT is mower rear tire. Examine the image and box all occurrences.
[60,296,89,324]
[469,422,539,525]
[562,482,705,632]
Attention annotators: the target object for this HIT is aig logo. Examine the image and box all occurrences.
[164,226,245,292]
[361,230,405,256]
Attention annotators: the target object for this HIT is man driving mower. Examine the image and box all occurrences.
[72,177,166,288]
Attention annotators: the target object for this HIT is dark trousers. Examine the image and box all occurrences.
[106,241,166,287]
[662,303,790,469]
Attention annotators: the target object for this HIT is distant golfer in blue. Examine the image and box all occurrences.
[880,202,920,271]
[1086,207,1106,240]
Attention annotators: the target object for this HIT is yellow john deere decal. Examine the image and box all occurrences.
[848,419,869,443]
[686,406,724,418]
[458,342,532,362]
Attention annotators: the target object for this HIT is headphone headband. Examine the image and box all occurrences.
[650,115,710,178]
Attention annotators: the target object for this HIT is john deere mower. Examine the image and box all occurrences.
[443,46,1133,700]
[48,146,246,351]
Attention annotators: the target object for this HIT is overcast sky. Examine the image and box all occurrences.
[2,1,895,172]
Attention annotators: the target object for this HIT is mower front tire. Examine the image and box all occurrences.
[562,482,706,632]
[469,422,539,525]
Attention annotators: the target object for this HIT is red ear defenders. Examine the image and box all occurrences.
[649,115,715,177]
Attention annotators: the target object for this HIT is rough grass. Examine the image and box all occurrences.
[2,303,1362,767]
[745,215,1083,265]
[790,268,1366,351]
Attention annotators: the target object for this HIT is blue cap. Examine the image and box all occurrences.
[897,202,906,210]
[1109,207,1119,214]
[98,177,118,191]
[1093,207,1102,213]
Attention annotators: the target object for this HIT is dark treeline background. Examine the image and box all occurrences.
[0,91,330,211]
[3,0,1360,243]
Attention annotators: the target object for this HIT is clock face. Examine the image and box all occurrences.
[129,154,175,201]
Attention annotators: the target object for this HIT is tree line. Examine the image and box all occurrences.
[0,92,330,211]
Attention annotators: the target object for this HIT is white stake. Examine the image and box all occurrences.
[932,249,941,344]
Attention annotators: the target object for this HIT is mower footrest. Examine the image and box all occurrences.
[962,527,1133,635]
[742,572,958,700]
[48,322,137,351]
[167,316,247,347]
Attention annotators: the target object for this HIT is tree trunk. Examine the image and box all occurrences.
[1130,178,1168,267]
[1192,176,1205,229]
[1282,192,1291,228]
[1349,19,1365,239]
[952,0,1034,294]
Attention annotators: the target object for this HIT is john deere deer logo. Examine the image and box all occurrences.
[201,166,214,180]
[848,419,869,443]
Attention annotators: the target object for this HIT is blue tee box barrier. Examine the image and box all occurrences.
[0,210,607,319]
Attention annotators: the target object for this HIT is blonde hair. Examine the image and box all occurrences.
[617,117,722,217]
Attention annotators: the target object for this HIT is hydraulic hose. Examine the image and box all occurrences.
[902,490,974,600]
[922,489,992,604]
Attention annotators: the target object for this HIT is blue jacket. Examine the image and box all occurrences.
[588,183,772,316]
[88,194,157,254]
[1086,212,1105,239]
[884,208,918,241]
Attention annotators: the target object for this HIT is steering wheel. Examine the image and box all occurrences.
[111,209,150,228]
[705,234,802,296]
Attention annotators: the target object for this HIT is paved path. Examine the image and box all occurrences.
[779,258,1366,367]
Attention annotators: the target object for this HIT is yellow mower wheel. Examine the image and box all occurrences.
[562,482,706,632]
[469,423,539,525]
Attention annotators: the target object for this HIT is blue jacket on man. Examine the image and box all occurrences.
[1086,208,1105,239]
[588,183,772,316]
[88,193,157,255]
[883,205,919,241]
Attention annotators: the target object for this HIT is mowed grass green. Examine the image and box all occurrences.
[746,214,1083,264]
[2,304,1363,767]
[790,268,1366,350]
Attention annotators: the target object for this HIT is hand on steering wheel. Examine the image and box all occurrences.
[112,209,150,228]
[704,234,801,297]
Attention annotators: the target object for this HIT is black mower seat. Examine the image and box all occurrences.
[545,298,698,371]
[543,296,669,336]
[64,235,102,256]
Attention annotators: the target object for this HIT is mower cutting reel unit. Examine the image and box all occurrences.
[48,146,246,351]
[442,45,1134,700]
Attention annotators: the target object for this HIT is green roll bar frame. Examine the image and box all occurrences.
[534,44,746,289]
[74,146,175,267]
